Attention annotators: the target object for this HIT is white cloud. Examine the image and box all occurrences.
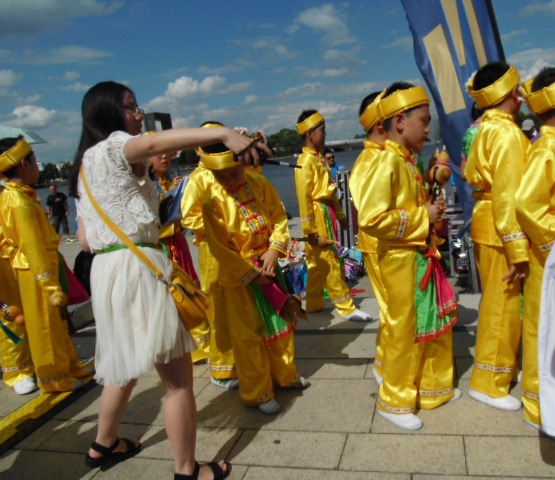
[0,0,124,38]
[302,68,350,78]
[293,4,355,46]
[0,69,20,88]
[382,36,414,51]
[520,0,555,16]
[59,82,91,92]
[11,105,56,128]
[167,75,227,98]
[507,47,555,79]
[62,71,81,81]
[245,95,258,105]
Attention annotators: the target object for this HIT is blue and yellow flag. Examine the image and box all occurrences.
[401,0,504,215]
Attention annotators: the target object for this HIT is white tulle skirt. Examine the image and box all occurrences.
[90,246,196,386]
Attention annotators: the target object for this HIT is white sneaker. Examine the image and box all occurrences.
[210,377,240,389]
[372,367,383,385]
[378,410,423,430]
[341,309,373,322]
[13,378,38,395]
[259,399,281,415]
[468,388,521,411]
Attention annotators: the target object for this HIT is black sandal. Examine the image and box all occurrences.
[174,461,232,480]
[85,437,141,469]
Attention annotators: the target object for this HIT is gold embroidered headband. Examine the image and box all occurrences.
[0,138,33,175]
[297,112,325,135]
[521,78,555,115]
[359,89,387,131]
[467,65,520,109]
[377,86,429,121]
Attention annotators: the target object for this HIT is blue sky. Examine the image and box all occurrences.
[1,0,554,164]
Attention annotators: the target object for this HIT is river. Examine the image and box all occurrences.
[35,143,441,234]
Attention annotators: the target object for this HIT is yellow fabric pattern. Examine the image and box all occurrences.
[356,140,430,247]
[0,229,34,387]
[516,125,555,262]
[203,172,289,288]
[469,243,522,397]
[465,109,530,263]
[349,139,385,255]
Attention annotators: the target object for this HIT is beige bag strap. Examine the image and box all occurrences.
[80,166,167,283]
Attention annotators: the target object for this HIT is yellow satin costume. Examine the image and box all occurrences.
[516,124,555,426]
[181,164,237,380]
[349,139,387,376]
[358,140,456,413]
[0,182,90,392]
[464,108,530,398]
[202,172,300,406]
[0,223,35,387]
[295,146,356,315]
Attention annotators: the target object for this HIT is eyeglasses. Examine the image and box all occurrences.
[122,105,145,116]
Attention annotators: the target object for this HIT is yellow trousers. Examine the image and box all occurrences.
[470,243,522,397]
[305,203,355,316]
[222,282,299,405]
[199,242,237,380]
[363,252,387,376]
[16,252,89,393]
[522,262,542,425]
[377,247,456,413]
[0,257,34,387]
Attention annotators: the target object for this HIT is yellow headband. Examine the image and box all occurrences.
[377,86,429,121]
[359,89,386,131]
[521,78,555,115]
[0,139,33,175]
[199,150,237,170]
[296,112,325,135]
[468,65,520,109]
[196,122,238,170]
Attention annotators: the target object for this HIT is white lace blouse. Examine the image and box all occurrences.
[76,131,160,251]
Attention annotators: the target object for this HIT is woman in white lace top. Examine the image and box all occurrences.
[70,81,269,480]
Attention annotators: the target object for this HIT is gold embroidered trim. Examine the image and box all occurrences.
[35,270,54,282]
[501,232,527,243]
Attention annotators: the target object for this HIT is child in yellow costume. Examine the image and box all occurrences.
[465,62,530,411]
[516,66,555,434]
[201,142,308,414]
[180,125,239,388]
[349,90,388,383]
[0,218,36,394]
[356,83,459,430]
[0,137,92,393]
[295,110,372,322]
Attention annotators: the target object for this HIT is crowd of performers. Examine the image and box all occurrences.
[0,62,554,478]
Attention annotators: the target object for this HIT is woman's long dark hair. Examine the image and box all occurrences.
[69,81,133,198]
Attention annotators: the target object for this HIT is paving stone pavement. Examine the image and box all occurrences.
[1,219,554,480]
